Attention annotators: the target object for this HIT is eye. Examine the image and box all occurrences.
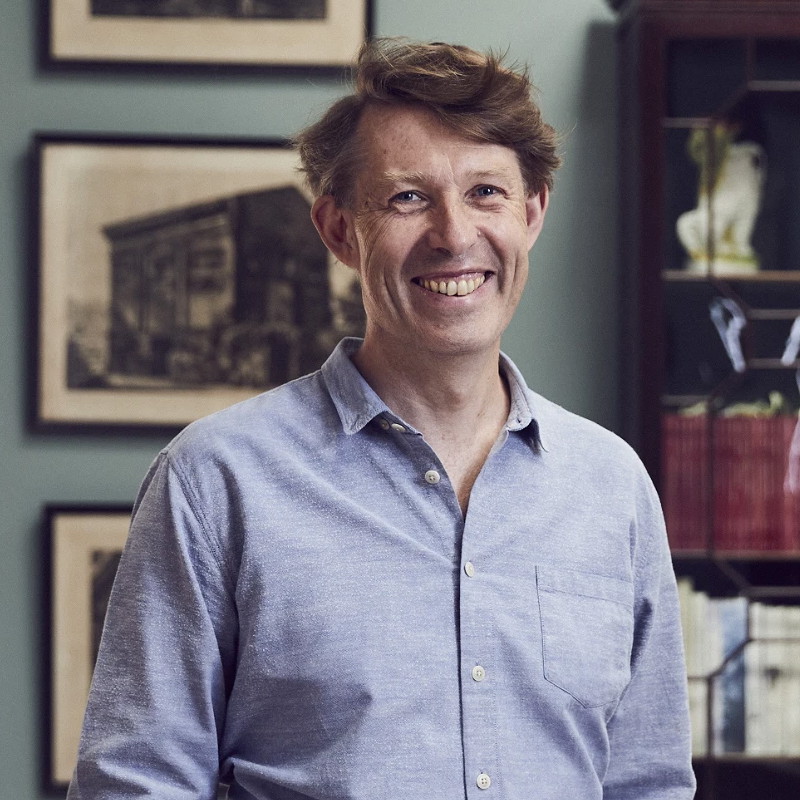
[474,185,503,198]
[391,190,422,204]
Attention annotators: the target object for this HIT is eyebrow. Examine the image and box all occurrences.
[375,168,520,190]
[373,171,431,191]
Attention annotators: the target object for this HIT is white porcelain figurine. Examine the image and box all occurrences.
[676,124,766,275]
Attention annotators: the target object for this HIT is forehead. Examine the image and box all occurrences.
[353,104,524,188]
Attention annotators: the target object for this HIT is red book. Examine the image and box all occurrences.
[713,417,741,552]
[662,413,709,551]
[783,415,800,552]
[713,416,797,554]
[762,417,788,551]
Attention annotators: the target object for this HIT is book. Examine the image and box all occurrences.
[783,414,800,552]
[712,596,748,753]
[677,581,800,756]
[745,602,800,755]
[663,413,709,550]
[677,577,711,754]
[713,416,797,553]
[783,608,800,756]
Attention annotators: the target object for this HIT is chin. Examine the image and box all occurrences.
[419,333,501,359]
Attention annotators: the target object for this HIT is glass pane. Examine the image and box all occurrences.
[755,39,800,81]
[667,39,747,118]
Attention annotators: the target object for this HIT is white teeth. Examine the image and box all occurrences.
[421,274,485,296]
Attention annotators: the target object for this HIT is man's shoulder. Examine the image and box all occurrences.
[502,353,639,467]
[529,390,645,473]
[164,369,335,464]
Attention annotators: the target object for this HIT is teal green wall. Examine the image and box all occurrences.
[0,0,618,796]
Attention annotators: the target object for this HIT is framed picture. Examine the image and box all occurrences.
[47,506,131,788]
[47,0,371,69]
[34,133,364,430]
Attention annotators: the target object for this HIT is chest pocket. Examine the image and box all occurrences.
[536,565,634,708]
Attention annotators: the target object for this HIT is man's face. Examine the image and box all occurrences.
[316,104,548,360]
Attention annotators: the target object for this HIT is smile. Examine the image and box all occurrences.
[418,274,487,297]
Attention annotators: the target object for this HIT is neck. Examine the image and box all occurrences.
[353,335,507,429]
[352,334,510,513]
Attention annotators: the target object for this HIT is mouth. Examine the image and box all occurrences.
[414,272,488,297]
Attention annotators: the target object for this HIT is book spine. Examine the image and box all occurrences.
[663,413,708,551]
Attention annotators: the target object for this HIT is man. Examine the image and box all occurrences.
[69,39,695,799]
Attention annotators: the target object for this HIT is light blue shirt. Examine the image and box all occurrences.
[68,338,695,800]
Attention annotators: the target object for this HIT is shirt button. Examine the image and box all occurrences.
[464,561,476,577]
[472,665,486,682]
[390,423,406,433]
[424,469,440,484]
[477,773,492,790]
[378,418,390,430]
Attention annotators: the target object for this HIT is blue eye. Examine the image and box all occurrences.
[392,190,420,203]
[475,185,500,197]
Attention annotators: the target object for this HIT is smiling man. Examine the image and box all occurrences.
[68,39,695,800]
[311,101,547,512]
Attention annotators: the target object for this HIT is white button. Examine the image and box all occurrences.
[390,423,406,433]
[477,773,491,790]
[472,665,486,682]
[378,418,390,430]
[424,469,441,484]
[464,561,475,577]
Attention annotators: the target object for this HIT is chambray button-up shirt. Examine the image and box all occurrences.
[68,338,695,800]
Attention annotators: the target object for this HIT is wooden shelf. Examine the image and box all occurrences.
[693,755,800,764]
[663,270,800,282]
[673,551,800,561]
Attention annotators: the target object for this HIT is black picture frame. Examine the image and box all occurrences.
[45,0,372,70]
[33,133,364,431]
[46,505,132,789]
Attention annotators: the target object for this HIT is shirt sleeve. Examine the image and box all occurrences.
[67,452,238,800]
[602,468,697,800]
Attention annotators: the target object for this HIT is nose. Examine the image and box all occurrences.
[426,195,479,256]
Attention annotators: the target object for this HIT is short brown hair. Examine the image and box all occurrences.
[294,38,561,207]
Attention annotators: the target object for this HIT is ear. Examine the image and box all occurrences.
[311,195,360,270]
[525,186,549,250]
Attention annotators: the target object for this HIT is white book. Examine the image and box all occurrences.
[690,582,710,756]
[676,579,707,755]
[781,606,800,756]
[712,596,748,754]
[746,603,787,756]
[678,582,740,756]
[677,578,697,673]
[688,676,709,756]
[745,603,764,755]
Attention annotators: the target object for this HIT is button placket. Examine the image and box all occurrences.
[459,516,501,798]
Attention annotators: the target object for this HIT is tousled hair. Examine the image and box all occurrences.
[294,38,561,207]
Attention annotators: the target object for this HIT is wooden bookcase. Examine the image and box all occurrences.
[611,1,800,796]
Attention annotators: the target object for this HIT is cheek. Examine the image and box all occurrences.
[513,261,530,294]
[489,223,531,272]
[354,213,396,258]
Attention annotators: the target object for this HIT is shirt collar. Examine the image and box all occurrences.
[321,337,545,450]
[321,338,396,435]
[499,352,547,451]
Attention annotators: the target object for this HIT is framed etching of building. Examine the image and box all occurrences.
[47,506,131,789]
[47,0,371,69]
[34,134,365,430]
